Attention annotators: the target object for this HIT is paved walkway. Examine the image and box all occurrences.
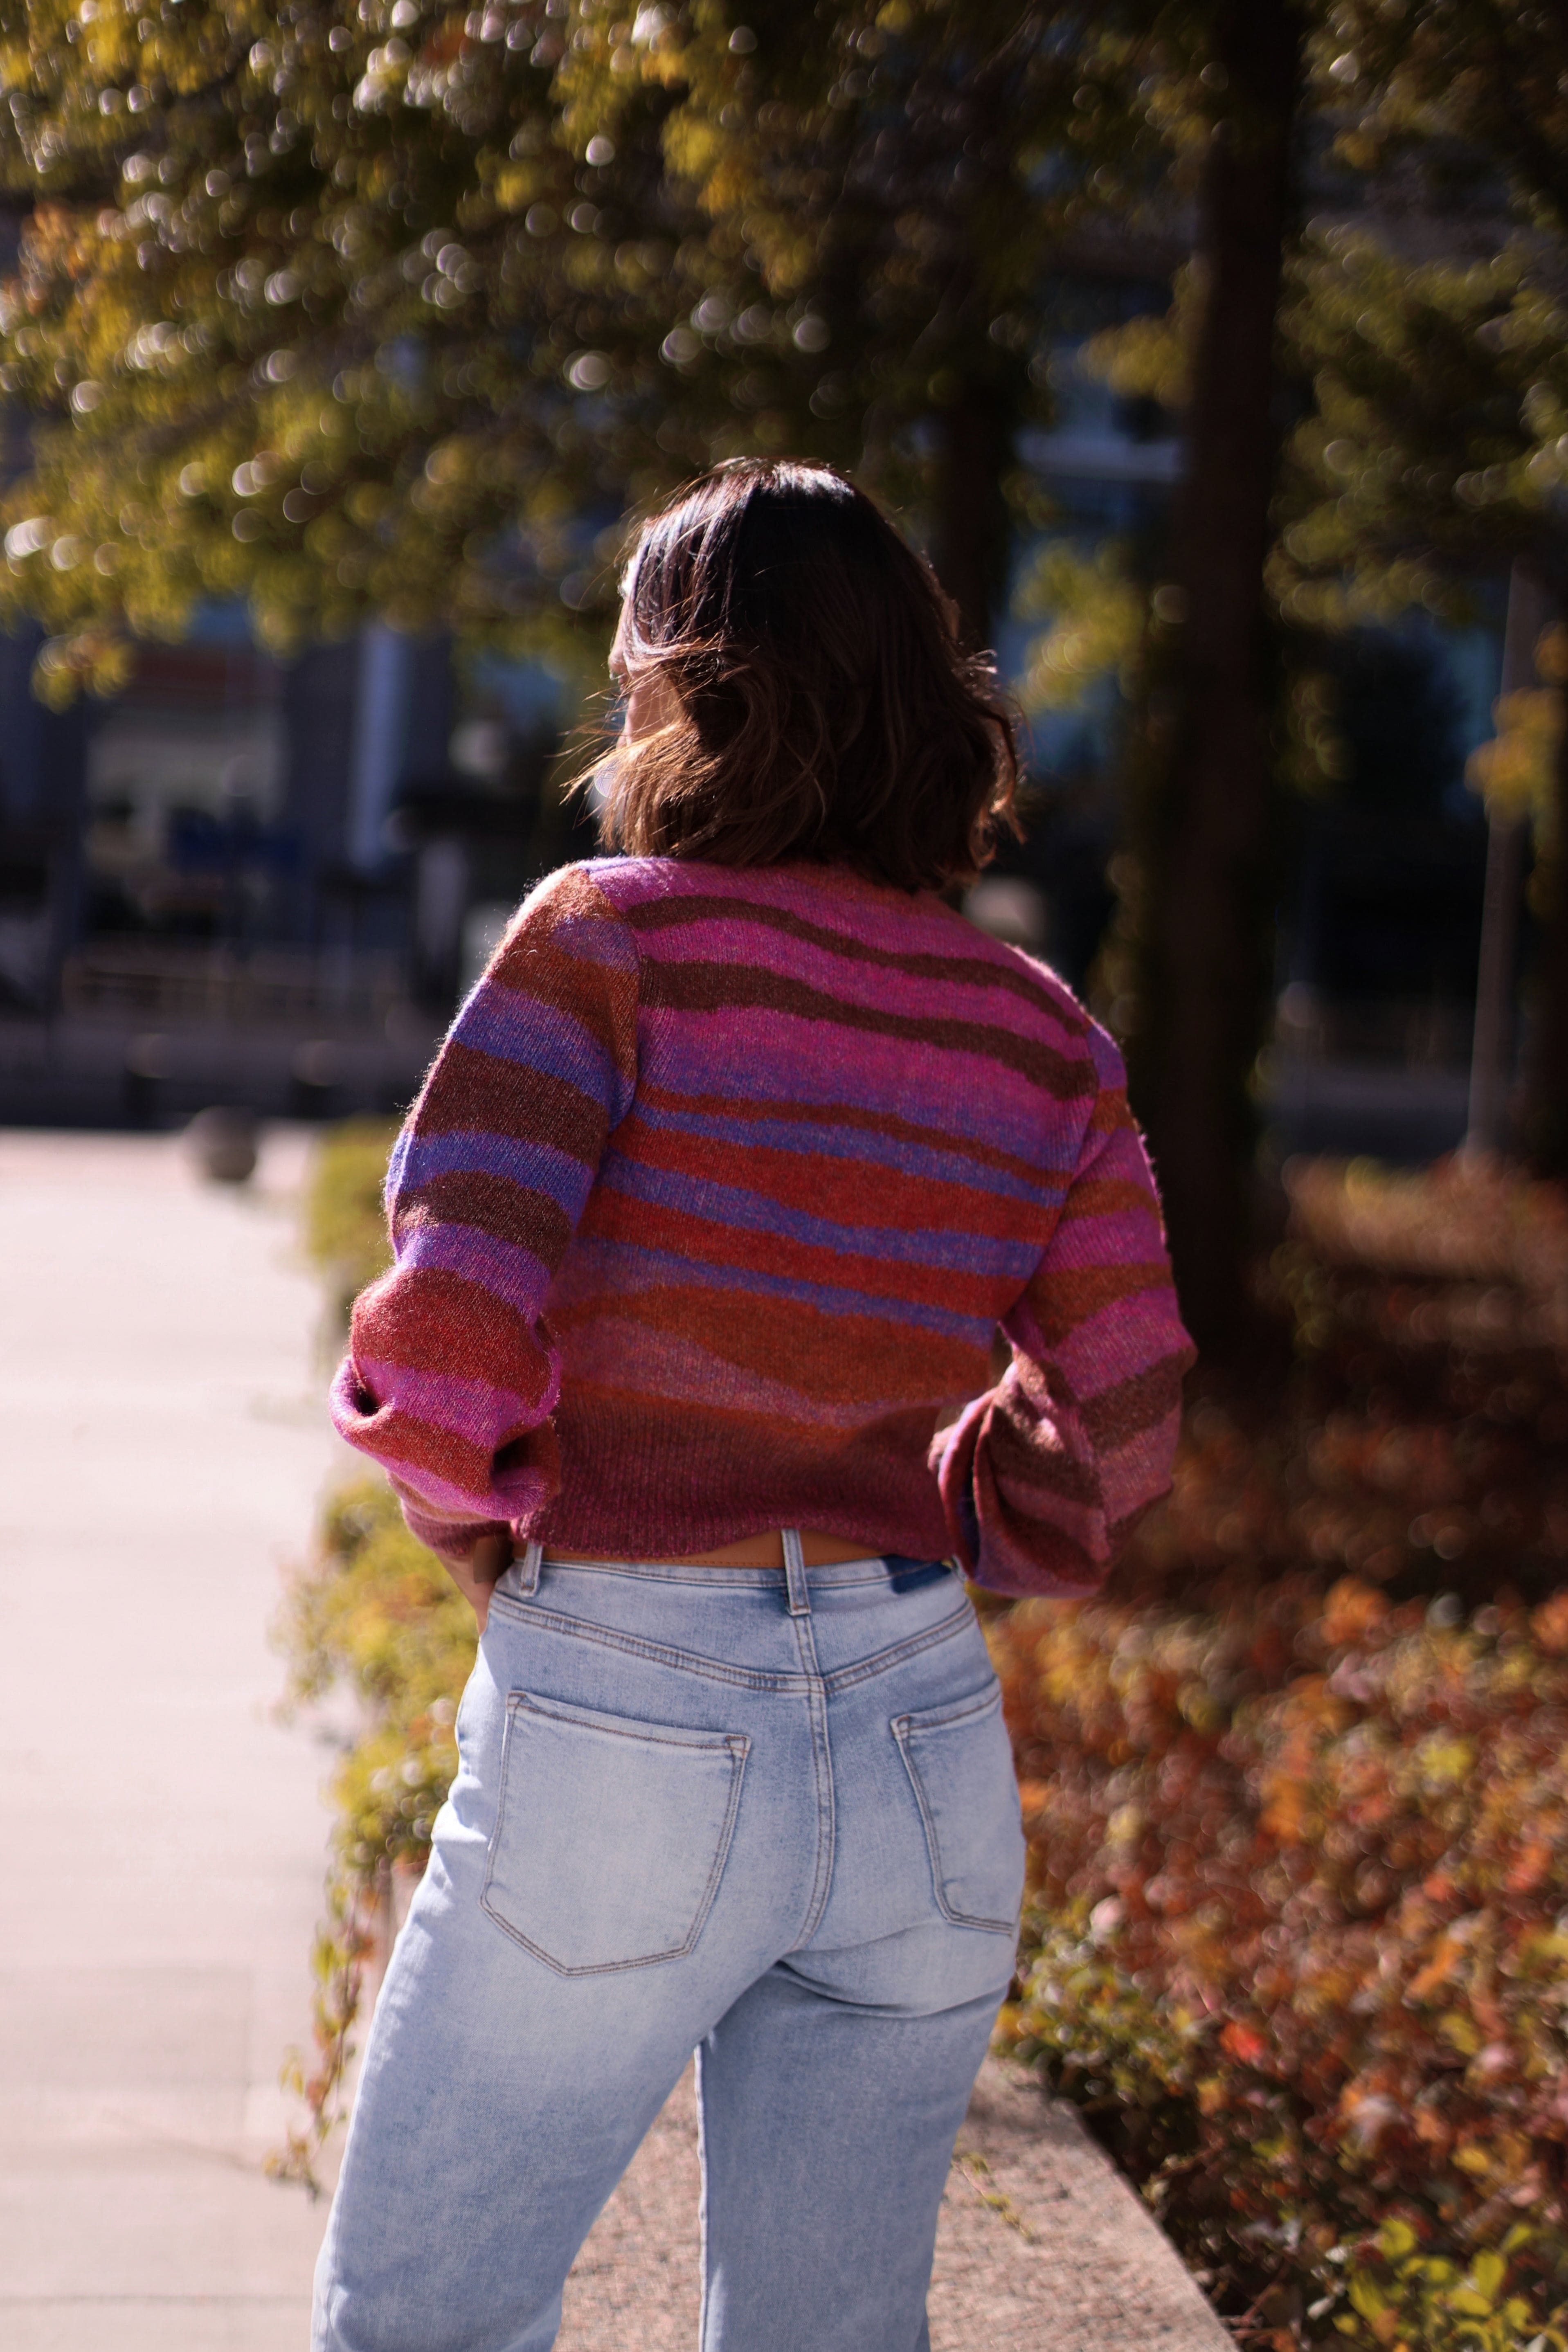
[559,2057,1228,2352]
[0,1128,342,2350]
[0,1127,1226,2352]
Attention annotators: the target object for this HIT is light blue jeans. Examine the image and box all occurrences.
[313,1534,1026,2352]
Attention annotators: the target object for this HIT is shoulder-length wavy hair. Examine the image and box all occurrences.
[594,459,1019,893]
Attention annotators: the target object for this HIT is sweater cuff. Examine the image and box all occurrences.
[328,1354,562,1530]
[931,1394,990,1579]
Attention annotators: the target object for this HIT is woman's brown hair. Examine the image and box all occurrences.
[597,459,1019,893]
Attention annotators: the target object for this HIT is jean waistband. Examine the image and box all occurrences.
[508,1532,956,1618]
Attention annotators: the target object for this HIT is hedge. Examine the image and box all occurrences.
[301,1116,397,1333]
[271,1477,475,2192]
[995,1156,1568,2350]
[994,1576,1568,2350]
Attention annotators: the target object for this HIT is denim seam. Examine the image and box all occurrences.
[821,1601,975,1695]
[480,1695,751,1974]
[487,1594,817,1692]
[890,1696,1017,1934]
[509,1690,753,1756]
[787,1609,837,1946]
[695,2041,715,2352]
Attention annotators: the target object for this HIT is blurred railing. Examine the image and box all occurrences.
[60,942,408,1031]
[1274,986,1475,1070]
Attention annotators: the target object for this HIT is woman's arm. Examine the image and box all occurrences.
[329,865,639,1561]
[932,1026,1195,1598]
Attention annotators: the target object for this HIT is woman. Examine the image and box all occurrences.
[314,458,1192,2352]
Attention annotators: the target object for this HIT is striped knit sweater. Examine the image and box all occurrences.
[330,855,1194,1597]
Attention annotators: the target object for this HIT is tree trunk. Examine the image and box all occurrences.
[1526,704,1568,1174]
[1124,0,1303,1358]
[932,378,1015,654]
[1465,561,1546,1158]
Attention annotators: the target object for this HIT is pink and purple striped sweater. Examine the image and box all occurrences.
[330,855,1194,1596]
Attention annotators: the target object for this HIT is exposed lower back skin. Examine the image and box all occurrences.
[547,1529,879,1569]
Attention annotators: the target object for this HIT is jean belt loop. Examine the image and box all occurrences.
[517,1538,543,1598]
[782,1527,811,1617]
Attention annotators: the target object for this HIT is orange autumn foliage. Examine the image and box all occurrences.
[992,1160,1568,2346]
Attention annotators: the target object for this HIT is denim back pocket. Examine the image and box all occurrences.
[892,1684,1025,1934]
[481,1691,750,1974]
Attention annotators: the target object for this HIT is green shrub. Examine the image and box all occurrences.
[270,1477,474,2192]
[301,1118,398,1331]
[282,1478,475,1873]
[271,1120,445,2189]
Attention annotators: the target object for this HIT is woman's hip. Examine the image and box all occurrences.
[422,1547,1020,2001]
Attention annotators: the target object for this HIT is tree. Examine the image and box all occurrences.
[1118,0,1305,1356]
[1033,5,1568,1250]
[0,0,1161,697]
[7,0,1439,1356]
[1006,2,1314,1355]
[1275,0,1568,1176]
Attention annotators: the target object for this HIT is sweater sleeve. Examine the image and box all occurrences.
[329,864,639,1561]
[932,1025,1195,1599]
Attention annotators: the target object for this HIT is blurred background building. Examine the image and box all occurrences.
[0,610,603,1124]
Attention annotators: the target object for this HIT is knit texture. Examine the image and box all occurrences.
[331,855,1194,1596]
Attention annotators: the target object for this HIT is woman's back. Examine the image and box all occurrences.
[335,851,1190,1594]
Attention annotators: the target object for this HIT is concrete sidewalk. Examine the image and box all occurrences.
[0,1127,343,2351]
[0,1126,1226,2352]
[559,2057,1229,2352]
